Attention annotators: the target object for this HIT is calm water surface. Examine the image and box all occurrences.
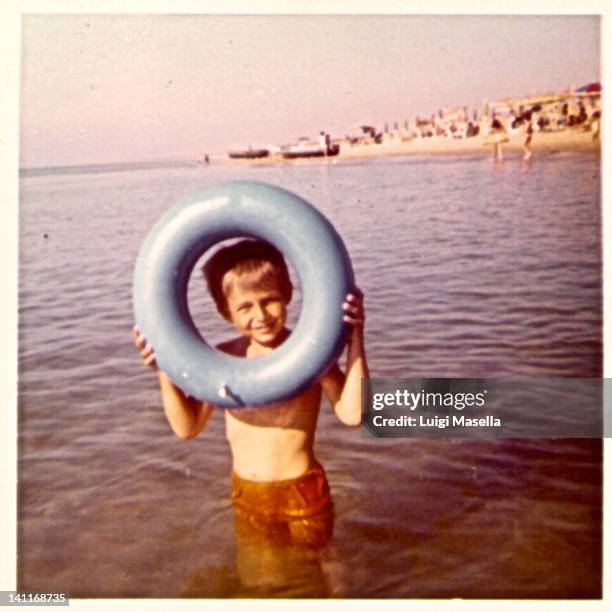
[18,152,602,598]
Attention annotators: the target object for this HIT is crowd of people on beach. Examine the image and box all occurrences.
[344,84,601,161]
[225,84,600,163]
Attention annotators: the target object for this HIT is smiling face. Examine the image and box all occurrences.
[222,270,288,349]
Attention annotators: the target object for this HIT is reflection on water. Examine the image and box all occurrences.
[18,152,601,597]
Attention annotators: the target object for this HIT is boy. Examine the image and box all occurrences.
[132,239,367,550]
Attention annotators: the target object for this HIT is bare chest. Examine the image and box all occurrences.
[225,384,322,434]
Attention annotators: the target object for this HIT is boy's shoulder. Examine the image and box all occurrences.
[216,336,249,357]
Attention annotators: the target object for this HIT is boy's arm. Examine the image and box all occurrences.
[133,326,213,439]
[321,291,368,426]
[157,370,214,439]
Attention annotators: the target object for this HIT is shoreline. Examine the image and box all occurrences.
[224,129,599,165]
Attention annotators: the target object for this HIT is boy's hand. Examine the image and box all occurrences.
[342,289,365,328]
[133,325,157,369]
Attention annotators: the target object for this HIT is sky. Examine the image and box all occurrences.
[16,12,601,167]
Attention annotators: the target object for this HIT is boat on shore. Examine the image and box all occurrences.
[280,143,340,160]
[227,147,270,160]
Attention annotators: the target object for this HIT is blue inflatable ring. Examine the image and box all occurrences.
[133,180,354,408]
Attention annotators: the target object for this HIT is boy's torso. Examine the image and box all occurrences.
[218,335,324,482]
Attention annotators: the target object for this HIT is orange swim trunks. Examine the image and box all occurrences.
[231,461,334,549]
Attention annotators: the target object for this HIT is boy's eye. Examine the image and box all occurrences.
[263,297,282,306]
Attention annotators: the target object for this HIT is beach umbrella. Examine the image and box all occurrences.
[352,124,376,133]
[575,82,601,93]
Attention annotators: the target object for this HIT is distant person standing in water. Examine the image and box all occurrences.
[490,117,508,162]
[521,111,534,162]
[590,110,601,142]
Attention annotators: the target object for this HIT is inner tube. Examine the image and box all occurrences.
[133,181,354,408]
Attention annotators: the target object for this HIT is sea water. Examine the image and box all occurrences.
[18,152,602,597]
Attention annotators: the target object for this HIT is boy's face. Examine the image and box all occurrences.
[223,272,288,348]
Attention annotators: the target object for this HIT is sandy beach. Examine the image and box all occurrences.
[225,128,599,164]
